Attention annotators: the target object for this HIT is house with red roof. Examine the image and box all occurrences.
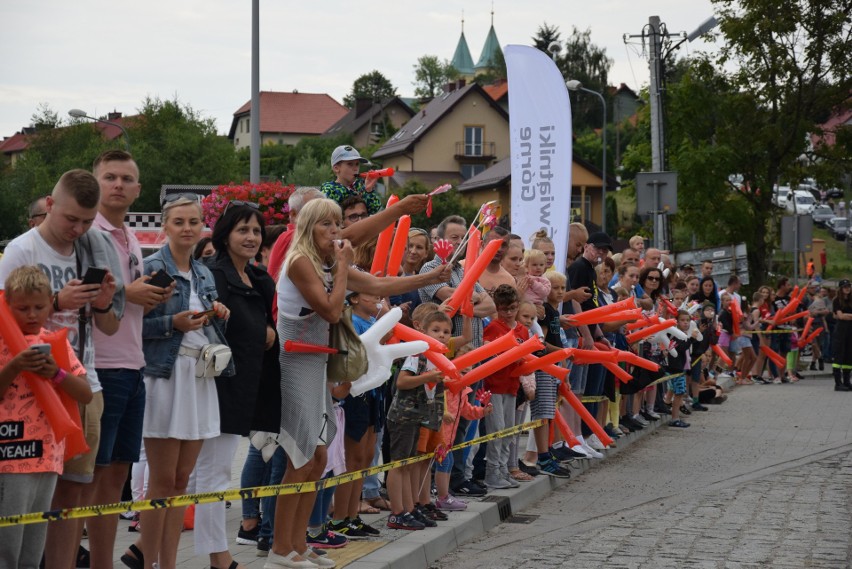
[228,91,347,150]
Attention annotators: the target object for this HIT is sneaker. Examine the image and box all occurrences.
[691,402,709,411]
[781,376,791,383]
[772,377,782,384]
[501,472,521,488]
[680,404,692,415]
[452,479,487,496]
[751,376,767,384]
[549,445,575,462]
[256,535,270,557]
[435,494,468,511]
[580,443,604,459]
[640,410,660,421]
[586,434,607,451]
[352,516,380,536]
[604,424,622,439]
[569,444,591,458]
[387,512,425,530]
[485,474,513,489]
[809,361,817,371]
[621,416,643,431]
[669,419,690,428]
[536,458,571,478]
[517,460,540,476]
[632,414,650,427]
[236,522,261,545]
[618,424,632,435]
[307,529,348,549]
[410,507,437,527]
[795,371,804,380]
[420,502,449,520]
[328,518,368,540]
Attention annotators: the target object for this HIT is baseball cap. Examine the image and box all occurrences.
[330,145,368,167]
[840,279,851,287]
[587,231,613,251]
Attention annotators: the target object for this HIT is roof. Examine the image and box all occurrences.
[228,92,347,139]
[457,155,620,192]
[482,80,508,102]
[0,132,29,154]
[451,32,475,76]
[811,102,852,148]
[0,117,135,156]
[324,97,414,137]
[372,83,509,159]
[475,25,502,71]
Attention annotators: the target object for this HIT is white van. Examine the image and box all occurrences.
[786,190,816,214]
[773,186,791,208]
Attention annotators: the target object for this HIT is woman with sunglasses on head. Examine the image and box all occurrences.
[125,195,233,569]
[191,202,278,569]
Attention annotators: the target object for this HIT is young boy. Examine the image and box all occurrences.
[0,266,91,567]
[321,145,382,215]
[666,311,699,428]
[482,284,528,489]
[386,310,451,530]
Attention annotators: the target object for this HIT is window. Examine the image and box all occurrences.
[460,164,486,180]
[371,122,383,136]
[464,126,484,156]
[246,118,250,133]
[571,192,591,221]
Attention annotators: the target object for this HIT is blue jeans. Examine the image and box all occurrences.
[362,426,384,500]
[259,446,287,541]
[308,473,336,528]
[240,445,267,520]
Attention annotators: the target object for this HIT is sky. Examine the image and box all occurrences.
[0,0,721,139]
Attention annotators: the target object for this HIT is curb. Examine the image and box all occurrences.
[346,418,664,569]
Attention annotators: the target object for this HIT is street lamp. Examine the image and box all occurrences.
[68,108,131,151]
[566,80,607,234]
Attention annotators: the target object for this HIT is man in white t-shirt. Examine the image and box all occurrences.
[0,169,124,569]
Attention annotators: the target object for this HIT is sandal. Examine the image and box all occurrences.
[509,469,534,481]
[358,501,380,514]
[120,544,144,569]
[365,495,392,511]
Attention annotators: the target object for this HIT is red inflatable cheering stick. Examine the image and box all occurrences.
[284,340,342,355]
[359,167,395,179]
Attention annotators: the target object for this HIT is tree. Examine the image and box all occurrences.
[533,25,613,132]
[127,97,242,211]
[343,71,397,108]
[285,148,329,186]
[412,55,459,100]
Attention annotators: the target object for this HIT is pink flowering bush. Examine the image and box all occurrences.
[202,181,296,228]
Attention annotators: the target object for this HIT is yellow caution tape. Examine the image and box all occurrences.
[0,419,545,528]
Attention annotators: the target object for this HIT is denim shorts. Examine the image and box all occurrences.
[95,368,146,466]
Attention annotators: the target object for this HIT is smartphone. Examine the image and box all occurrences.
[30,343,51,356]
[148,271,175,288]
[81,267,107,285]
[190,309,217,320]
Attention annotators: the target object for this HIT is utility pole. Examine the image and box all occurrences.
[250,0,260,184]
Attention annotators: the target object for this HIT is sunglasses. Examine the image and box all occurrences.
[222,199,261,217]
[646,276,661,281]
[162,192,203,206]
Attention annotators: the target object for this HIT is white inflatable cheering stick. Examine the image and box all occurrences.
[349,307,429,396]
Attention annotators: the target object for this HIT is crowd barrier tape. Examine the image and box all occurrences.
[0,419,545,528]
[741,329,801,335]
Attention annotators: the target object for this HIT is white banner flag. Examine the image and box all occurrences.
[506,44,572,275]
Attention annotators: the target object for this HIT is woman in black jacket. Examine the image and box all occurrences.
[195,202,279,569]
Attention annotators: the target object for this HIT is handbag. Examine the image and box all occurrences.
[195,344,233,378]
[327,306,368,382]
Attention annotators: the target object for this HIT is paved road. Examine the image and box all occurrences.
[437,374,852,569]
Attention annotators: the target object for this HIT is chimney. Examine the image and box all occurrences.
[355,98,372,118]
[107,111,123,121]
[457,78,466,88]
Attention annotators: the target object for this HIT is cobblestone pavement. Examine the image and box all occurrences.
[437,374,852,569]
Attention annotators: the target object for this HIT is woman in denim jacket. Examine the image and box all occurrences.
[132,195,232,569]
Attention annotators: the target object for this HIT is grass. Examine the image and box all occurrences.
[813,226,852,278]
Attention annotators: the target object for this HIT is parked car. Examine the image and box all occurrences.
[830,217,848,240]
[773,185,791,208]
[785,190,816,214]
[826,187,845,199]
[811,205,835,226]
